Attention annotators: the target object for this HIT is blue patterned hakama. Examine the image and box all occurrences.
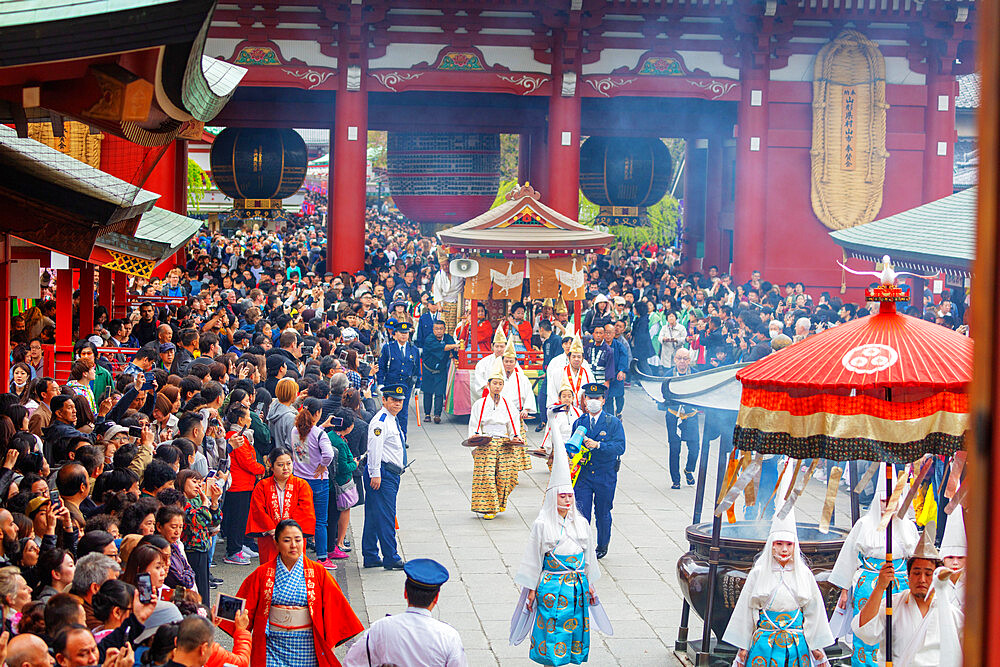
[747,609,810,667]
[529,552,590,666]
[851,555,908,667]
[266,556,317,667]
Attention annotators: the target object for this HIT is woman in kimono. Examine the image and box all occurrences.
[828,464,919,667]
[245,447,317,564]
[498,338,535,472]
[513,427,602,665]
[232,519,363,667]
[723,501,833,667]
[468,358,522,519]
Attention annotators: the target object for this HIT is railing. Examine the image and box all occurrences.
[457,349,545,371]
[127,295,187,308]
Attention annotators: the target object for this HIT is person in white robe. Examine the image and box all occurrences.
[432,247,464,334]
[939,505,966,611]
[852,523,963,667]
[723,495,834,667]
[535,384,584,460]
[545,333,593,411]
[512,417,604,665]
[472,326,508,405]
[829,464,920,667]
[468,359,523,519]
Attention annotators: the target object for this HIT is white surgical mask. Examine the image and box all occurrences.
[585,399,602,414]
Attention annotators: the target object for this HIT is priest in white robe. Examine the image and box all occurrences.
[545,333,593,411]
[852,523,963,667]
[468,358,523,519]
[472,326,508,404]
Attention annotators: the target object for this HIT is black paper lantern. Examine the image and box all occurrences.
[210,128,307,201]
[579,136,672,208]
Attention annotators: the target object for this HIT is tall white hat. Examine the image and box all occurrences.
[912,520,941,560]
[547,426,573,494]
[940,505,967,558]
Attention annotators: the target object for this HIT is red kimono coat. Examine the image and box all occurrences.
[227,558,364,667]
[245,476,316,564]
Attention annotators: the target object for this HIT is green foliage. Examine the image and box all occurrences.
[187,159,209,212]
[367,131,387,169]
[578,190,599,224]
[607,195,680,246]
[499,134,519,182]
[491,179,519,208]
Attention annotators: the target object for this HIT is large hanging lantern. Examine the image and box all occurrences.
[387,133,501,232]
[580,136,672,227]
[210,128,307,229]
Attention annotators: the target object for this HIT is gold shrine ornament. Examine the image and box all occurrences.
[810,30,889,231]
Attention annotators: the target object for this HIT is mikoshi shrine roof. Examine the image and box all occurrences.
[437,184,614,255]
[829,186,977,277]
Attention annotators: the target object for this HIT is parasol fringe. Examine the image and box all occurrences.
[777,459,821,519]
[715,453,764,518]
[879,471,910,530]
[818,466,843,533]
[745,455,763,508]
[853,461,881,494]
[717,448,740,505]
[945,482,967,514]
[785,461,802,501]
[762,458,794,516]
[945,452,966,501]
[897,456,932,519]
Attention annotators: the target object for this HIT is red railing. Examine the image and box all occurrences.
[457,349,545,371]
[127,295,187,308]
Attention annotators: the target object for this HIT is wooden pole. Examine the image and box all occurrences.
[885,459,894,667]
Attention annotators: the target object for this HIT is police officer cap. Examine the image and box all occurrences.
[385,318,398,331]
[403,558,449,590]
[582,383,606,398]
[381,384,407,398]
[395,321,413,333]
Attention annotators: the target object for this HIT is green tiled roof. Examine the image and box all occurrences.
[0,0,174,27]
[829,187,977,275]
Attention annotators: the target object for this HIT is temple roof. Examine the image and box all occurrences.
[829,186,977,276]
[436,184,614,255]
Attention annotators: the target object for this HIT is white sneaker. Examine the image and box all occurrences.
[241,545,259,558]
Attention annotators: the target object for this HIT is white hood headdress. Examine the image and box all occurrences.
[746,473,815,607]
[940,505,967,558]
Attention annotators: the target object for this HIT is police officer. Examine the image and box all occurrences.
[571,382,626,559]
[377,320,421,437]
[363,384,408,571]
[344,558,467,666]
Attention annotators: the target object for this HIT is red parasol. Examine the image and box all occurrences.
[734,283,971,463]
[731,262,972,667]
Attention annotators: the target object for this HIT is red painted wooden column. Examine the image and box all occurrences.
[703,137,725,270]
[732,64,769,281]
[527,128,549,200]
[0,235,10,384]
[55,268,73,381]
[923,70,957,202]
[79,263,95,338]
[328,54,368,274]
[112,274,127,320]
[98,268,113,313]
[546,55,581,218]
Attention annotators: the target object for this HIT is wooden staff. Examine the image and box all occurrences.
[885,462,894,667]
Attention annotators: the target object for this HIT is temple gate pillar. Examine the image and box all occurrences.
[98,268,113,313]
[328,7,369,275]
[923,69,957,202]
[79,263,94,338]
[732,63,769,281]
[704,137,725,271]
[112,274,127,320]
[527,128,549,199]
[546,28,581,219]
[682,138,709,273]
[0,235,10,383]
[55,268,73,380]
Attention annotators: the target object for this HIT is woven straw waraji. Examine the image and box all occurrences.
[810,30,889,231]
[28,120,102,168]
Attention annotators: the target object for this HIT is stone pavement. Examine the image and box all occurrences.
[214,384,856,665]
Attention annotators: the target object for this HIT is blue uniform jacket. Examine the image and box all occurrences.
[377,340,421,389]
[571,411,626,476]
